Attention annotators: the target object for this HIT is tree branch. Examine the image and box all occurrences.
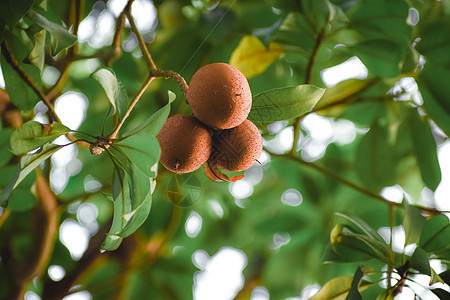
[109,76,155,139]
[153,69,189,100]
[275,153,443,215]
[42,220,112,300]
[14,174,59,300]
[125,9,157,71]
[1,42,60,122]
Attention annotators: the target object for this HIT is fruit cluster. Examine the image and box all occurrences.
[157,63,262,181]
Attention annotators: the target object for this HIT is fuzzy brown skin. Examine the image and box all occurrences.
[157,115,212,173]
[210,119,262,172]
[187,63,252,129]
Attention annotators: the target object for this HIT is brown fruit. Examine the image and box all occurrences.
[210,119,262,172]
[187,63,252,129]
[157,115,212,173]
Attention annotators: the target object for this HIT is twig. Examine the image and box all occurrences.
[0,209,10,228]
[290,28,325,155]
[276,153,443,215]
[153,69,189,100]
[15,175,59,299]
[1,42,60,122]
[42,220,112,299]
[125,10,157,71]
[108,76,155,139]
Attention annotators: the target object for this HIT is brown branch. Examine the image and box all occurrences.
[125,9,157,71]
[153,69,189,100]
[275,153,443,215]
[42,220,112,300]
[1,42,60,122]
[290,28,325,155]
[14,174,59,299]
[0,209,10,229]
[108,76,155,139]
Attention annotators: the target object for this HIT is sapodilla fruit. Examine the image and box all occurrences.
[210,119,262,172]
[157,115,212,173]
[187,63,252,129]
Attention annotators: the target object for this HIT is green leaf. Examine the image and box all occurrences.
[0,0,33,28]
[116,134,160,178]
[91,68,129,122]
[122,100,172,138]
[330,224,386,263]
[28,10,77,56]
[406,110,441,191]
[355,120,396,191]
[0,128,13,167]
[402,201,426,246]
[430,268,444,285]
[410,247,430,276]
[27,28,46,72]
[310,275,373,300]
[439,269,450,285]
[346,267,363,300]
[0,144,63,206]
[101,137,159,251]
[7,172,37,212]
[352,39,403,78]
[419,215,450,253]
[335,212,386,245]
[431,288,450,300]
[248,85,325,125]
[10,121,70,155]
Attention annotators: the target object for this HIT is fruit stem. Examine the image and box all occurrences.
[152,69,189,100]
[125,9,157,71]
[109,76,154,139]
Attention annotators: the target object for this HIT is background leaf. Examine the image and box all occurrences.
[419,215,450,253]
[229,35,284,78]
[0,0,33,28]
[248,85,325,125]
[28,10,77,56]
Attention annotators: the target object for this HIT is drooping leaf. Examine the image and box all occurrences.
[91,68,129,122]
[355,120,396,191]
[248,85,325,125]
[26,27,46,72]
[419,215,450,253]
[402,201,426,246]
[229,35,284,78]
[10,121,70,155]
[405,109,441,191]
[418,61,450,136]
[28,10,77,56]
[101,138,159,250]
[0,0,33,28]
[0,128,13,167]
[310,275,373,300]
[346,267,363,300]
[0,144,63,206]
[410,247,430,276]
